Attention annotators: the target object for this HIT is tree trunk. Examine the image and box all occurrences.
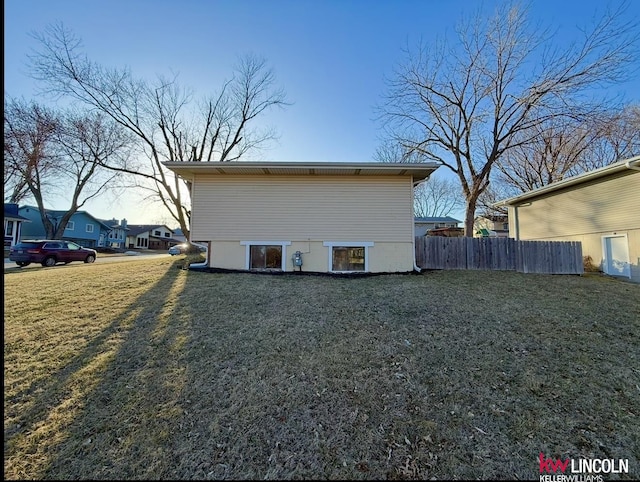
[464,196,478,237]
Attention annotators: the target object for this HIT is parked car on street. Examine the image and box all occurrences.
[9,240,97,267]
[168,243,206,256]
[168,244,186,255]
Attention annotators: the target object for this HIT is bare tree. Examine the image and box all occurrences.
[582,104,640,170]
[47,110,131,238]
[374,142,463,217]
[4,98,59,205]
[376,139,470,224]
[378,1,639,235]
[4,98,130,238]
[495,105,640,192]
[28,23,289,240]
[3,158,32,205]
[374,141,428,164]
[412,177,464,218]
[476,183,513,217]
[494,117,597,193]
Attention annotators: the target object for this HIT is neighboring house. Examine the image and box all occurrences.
[4,203,30,248]
[125,224,176,250]
[474,214,509,238]
[163,161,439,273]
[100,218,130,249]
[496,157,640,282]
[414,216,461,237]
[172,228,187,244]
[18,206,112,248]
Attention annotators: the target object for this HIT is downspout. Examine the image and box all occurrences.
[411,177,426,273]
[188,243,209,269]
[412,223,421,273]
[185,174,209,269]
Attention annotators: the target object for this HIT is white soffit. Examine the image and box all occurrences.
[163,161,440,182]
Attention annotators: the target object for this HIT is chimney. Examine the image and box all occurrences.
[5,203,19,216]
[121,218,127,228]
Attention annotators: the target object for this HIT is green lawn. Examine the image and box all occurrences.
[4,258,640,480]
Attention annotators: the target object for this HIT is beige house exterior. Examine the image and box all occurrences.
[164,162,439,273]
[497,157,640,282]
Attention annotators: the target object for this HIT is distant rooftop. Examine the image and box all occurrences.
[414,216,461,223]
[125,224,174,236]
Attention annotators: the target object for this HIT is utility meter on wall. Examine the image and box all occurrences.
[292,251,303,268]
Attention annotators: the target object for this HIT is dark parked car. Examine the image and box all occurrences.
[9,240,97,267]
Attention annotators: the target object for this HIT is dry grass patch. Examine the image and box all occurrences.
[4,261,640,480]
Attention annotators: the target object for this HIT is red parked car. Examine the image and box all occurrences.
[9,240,97,267]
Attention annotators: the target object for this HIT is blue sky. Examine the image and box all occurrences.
[5,0,639,224]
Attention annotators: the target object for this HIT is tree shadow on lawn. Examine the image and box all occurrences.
[4,260,192,479]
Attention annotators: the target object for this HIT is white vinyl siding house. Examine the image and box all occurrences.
[125,224,175,250]
[414,217,461,237]
[164,162,439,273]
[4,203,29,248]
[497,157,640,282]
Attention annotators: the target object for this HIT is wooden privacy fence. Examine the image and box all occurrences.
[415,236,583,274]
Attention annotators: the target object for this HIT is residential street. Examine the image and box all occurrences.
[4,251,171,270]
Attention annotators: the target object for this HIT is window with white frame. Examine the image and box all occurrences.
[241,241,291,271]
[86,224,94,233]
[323,242,373,272]
[66,221,74,230]
[251,245,282,269]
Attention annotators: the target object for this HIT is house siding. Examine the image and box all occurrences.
[508,169,640,281]
[414,224,431,237]
[191,174,416,272]
[210,241,415,272]
[192,175,413,241]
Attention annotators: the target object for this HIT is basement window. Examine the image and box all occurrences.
[241,241,291,271]
[323,241,374,272]
[333,246,364,271]
[250,245,282,270]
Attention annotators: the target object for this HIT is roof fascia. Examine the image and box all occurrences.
[494,156,639,207]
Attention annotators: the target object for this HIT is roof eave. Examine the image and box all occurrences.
[162,161,440,182]
[494,156,640,207]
